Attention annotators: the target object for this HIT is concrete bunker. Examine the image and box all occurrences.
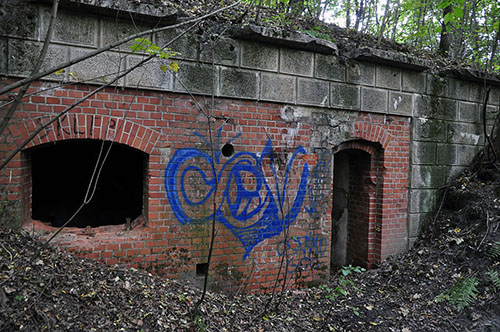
[331,140,381,268]
[29,139,147,228]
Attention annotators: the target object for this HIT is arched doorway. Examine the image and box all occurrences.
[331,141,381,268]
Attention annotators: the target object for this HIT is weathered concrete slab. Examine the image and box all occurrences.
[389,92,412,115]
[69,47,124,84]
[402,70,426,93]
[173,61,215,95]
[361,87,387,113]
[412,141,436,165]
[376,66,401,90]
[448,78,469,101]
[155,29,198,61]
[219,67,258,99]
[330,83,359,110]
[260,73,295,103]
[0,0,38,39]
[297,78,328,106]
[458,101,479,123]
[42,8,98,47]
[280,49,314,77]
[230,24,338,55]
[241,41,278,71]
[126,56,173,90]
[353,47,432,71]
[200,38,239,66]
[314,54,345,82]
[346,61,375,85]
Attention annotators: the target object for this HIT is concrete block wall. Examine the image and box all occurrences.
[0,0,498,290]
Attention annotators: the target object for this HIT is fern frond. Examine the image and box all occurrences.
[435,277,479,311]
[488,242,500,259]
[489,270,500,291]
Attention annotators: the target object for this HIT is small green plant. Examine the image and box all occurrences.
[194,314,206,332]
[320,265,365,316]
[488,241,500,259]
[488,270,500,292]
[302,27,336,43]
[435,276,479,310]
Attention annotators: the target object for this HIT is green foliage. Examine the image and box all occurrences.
[488,242,500,259]
[435,276,479,311]
[194,314,206,332]
[320,265,365,316]
[129,38,180,73]
[489,270,500,292]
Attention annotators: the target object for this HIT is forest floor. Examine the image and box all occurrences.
[1,160,500,331]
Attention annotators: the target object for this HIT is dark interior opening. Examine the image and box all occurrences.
[196,262,209,276]
[331,148,371,268]
[31,139,147,228]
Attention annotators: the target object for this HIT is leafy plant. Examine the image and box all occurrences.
[488,241,500,259]
[488,270,500,292]
[435,276,479,310]
[129,38,180,73]
[320,265,365,316]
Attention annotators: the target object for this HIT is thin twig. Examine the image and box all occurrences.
[476,210,490,251]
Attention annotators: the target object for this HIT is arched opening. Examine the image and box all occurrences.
[30,139,147,228]
[331,147,375,268]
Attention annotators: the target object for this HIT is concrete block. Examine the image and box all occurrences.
[411,165,445,188]
[469,83,484,102]
[330,83,359,110]
[200,38,238,66]
[155,28,198,60]
[260,73,295,103]
[173,61,215,95]
[43,9,97,47]
[436,143,457,165]
[280,48,313,77]
[241,41,278,71]
[0,38,7,74]
[126,56,173,90]
[219,68,258,99]
[413,118,447,142]
[412,141,436,165]
[457,144,479,165]
[447,166,466,181]
[346,60,375,85]
[0,0,38,38]
[414,95,457,121]
[490,87,500,105]
[314,54,345,82]
[297,78,328,106]
[458,101,479,123]
[410,188,436,213]
[376,66,401,90]
[426,74,448,96]
[7,40,42,76]
[408,213,431,238]
[69,48,124,84]
[448,122,481,145]
[402,70,426,93]
[486,105,499,122]
[40,45,69,80]
[448,78,469,100]
[389,92,412,115]
[361,87,387,113]
[101,18,150,51]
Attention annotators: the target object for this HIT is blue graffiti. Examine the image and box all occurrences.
[305,149,332,219]
[165,128,309,259]
[277,233,327,274]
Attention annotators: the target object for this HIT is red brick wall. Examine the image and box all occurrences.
[0,80,410,292]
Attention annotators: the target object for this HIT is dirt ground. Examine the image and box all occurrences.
[1,157,500,331]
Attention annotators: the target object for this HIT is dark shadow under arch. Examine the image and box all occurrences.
[30,139,147,228]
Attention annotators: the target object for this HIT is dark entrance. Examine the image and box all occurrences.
[331,148,372,268]
[30,140,147,228]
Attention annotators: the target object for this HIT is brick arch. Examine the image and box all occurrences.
[9,114,161,154]
[352,121,393,150]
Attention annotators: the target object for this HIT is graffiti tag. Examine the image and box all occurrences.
[164,129,310,259]
[304,149,332,219]
[277,233,327,274]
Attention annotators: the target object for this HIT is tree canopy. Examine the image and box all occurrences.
[246,0,500,71]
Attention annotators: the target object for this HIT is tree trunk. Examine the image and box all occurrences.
[439,4,453,57]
